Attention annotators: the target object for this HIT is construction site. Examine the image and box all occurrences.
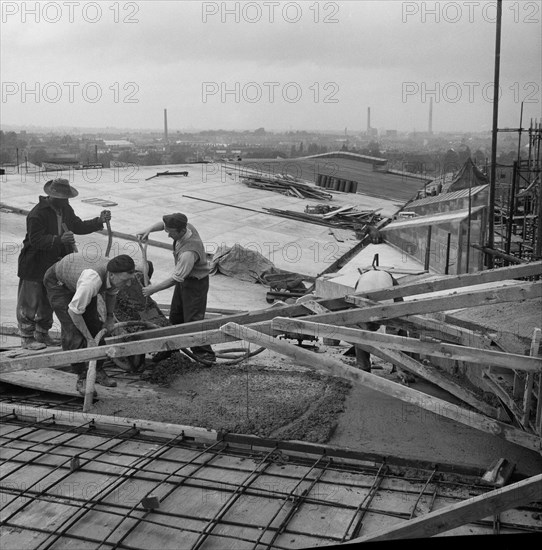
[1,126,542,545]
[2,2,542,544]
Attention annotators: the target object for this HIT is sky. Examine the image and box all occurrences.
[1,0,541,133]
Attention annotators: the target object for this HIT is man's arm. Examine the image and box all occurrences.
[68,270,102,343]
[27,213,64,253]
[68,310,95,344]
[136,221,165,242]
[64,204,106,235]
[103,291,118,333]
[141,250,197,296]
[141,277,176,297]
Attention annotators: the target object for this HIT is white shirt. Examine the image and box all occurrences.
[68,269,116,314]
[171,228,198,282]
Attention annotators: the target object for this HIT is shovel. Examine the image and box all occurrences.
[137,236,150,286]
[83,328,107,412]
[105,219,113,258]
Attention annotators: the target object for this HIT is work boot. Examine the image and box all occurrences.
[21,337,46,351]
[152,350,174,363]
[76,376,98,398]
[95,366,117,387]
[34,332,61,347]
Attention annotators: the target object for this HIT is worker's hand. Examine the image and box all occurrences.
[104,317,116,334]
[60,231,75,245]
[136,231,150,243]
[141,284,157,297]
[86,337,98,348]
[100,210,111,223]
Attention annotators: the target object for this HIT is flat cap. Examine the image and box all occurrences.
[107,254,135,273]
[163,213,188,230]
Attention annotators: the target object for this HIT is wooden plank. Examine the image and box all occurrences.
[361,345,500,418]
[219,323,541,452]
[0,403,217,443]
[105,297,353,345]
[271,318,542,373]
[348,473,542,542]
[2,284,539,373]
[0,368,157,398]
[0,329,234,373]
[322,205,354,219]
[345,281,541,320]
[522,328,541,427]
[354,260,542,302]
[109,281,540,347]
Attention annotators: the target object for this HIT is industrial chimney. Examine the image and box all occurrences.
[367,107,371,133]
[164,108,168,143]
[428,98,433,135]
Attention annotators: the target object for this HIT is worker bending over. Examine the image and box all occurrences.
[44,253,136,395]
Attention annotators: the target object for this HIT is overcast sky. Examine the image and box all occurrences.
[1,0,540,133]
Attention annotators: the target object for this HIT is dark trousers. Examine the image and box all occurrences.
[170,276,215,359]
[43,266,104,377]
[17,279,54,338]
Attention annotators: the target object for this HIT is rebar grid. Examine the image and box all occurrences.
[106,440,228,550]
[251,454,328,549]
[408,468,437,519]
[188,447,277,550]
[262,458,331,550]
[340,461,387,542]
[1,420,503,512]
[2,418,537,549]
[36,430,190,550]
[2,422,137,527]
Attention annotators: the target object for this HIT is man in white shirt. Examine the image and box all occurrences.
[44,253,136,395]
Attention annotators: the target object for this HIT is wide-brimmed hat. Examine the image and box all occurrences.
[43,178,79,199]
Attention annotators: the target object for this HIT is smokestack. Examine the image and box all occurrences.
[164,108,168,143]
[428,98,433,134]
[367,107,371,132]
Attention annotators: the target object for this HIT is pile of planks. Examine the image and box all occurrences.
[145,170,189,181]
[263,205,384,231]
[241,173,332,200]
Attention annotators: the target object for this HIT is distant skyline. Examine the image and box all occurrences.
[2,1,540,133]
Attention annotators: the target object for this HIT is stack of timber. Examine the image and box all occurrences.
[263,205,384,232]
[145,170,189,181]
[241,173,332,200]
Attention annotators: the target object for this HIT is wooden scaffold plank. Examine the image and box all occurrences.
[347,473,542,542]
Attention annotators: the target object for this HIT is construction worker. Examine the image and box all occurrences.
[136,213,216,364]
[43,253,136,395]
[17,178,111,350]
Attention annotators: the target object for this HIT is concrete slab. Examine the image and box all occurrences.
[2,162,394,330]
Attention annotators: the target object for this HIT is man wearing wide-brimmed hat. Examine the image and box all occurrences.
[17,178,111,350]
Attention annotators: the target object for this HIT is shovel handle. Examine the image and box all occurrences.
[137,237,150,286]
[105,220,113,258]
[82,328,107,412]
[61,223,78,253]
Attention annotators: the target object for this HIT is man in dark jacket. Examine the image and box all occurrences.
[17,178,111,350]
